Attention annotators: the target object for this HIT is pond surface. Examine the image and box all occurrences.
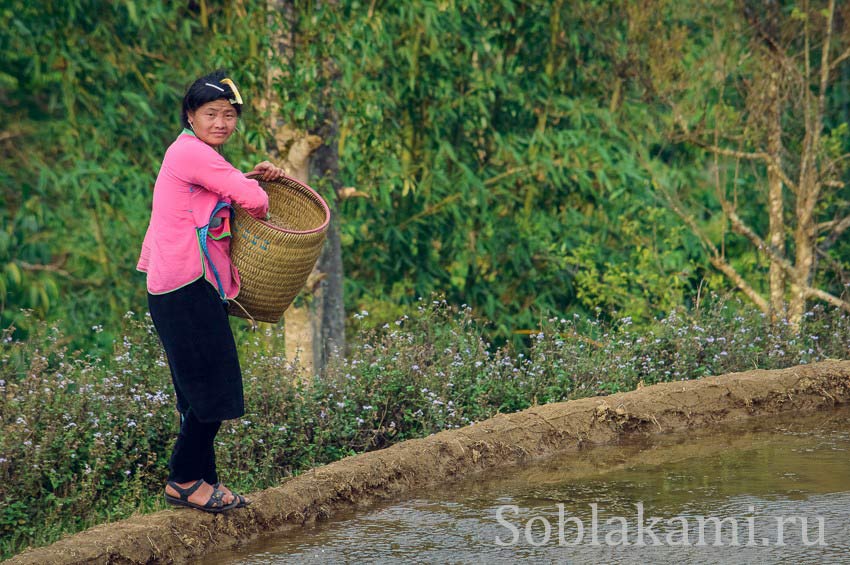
[209,406,850,564]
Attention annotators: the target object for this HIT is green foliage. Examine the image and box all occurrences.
[272,1,708,339]
[626,0,850,312]
[0,0,269,341]
[3,0,849,346]
[2,298,849,559]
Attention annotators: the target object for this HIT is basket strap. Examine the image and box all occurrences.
[229,298,257,331]
[198,201,233,303]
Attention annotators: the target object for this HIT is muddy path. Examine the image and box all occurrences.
[6,360,850,564]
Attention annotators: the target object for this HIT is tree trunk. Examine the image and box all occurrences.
[265,0,345,375]
[281,302,313,375]
[264,0,325,376]
[788,0,837,327]
[765,69,786,321]
[789,179,818,326]
[281,135,322,376]
[311,122,346,365]
[655,0,850,326]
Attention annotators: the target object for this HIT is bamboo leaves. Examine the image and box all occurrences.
[5,0,845,344]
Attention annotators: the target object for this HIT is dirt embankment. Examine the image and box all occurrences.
[6,360,850,564]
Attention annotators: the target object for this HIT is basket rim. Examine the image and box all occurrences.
[237,174,331,235]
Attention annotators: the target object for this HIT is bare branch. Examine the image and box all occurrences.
[664,193,769,313]
[804,0,812,88]
[818,215,850,233]
[817,0,835,111]
[18,262,71,277]
[336,186,369,200]
[817,247,850,286]
[807,0,837,206]
[0,127,32,143]
[691,141,800,195]
[720,202,800,282]
[805,286,850,314]
[829,45,850,72]
[707,254,770,312]
[822,152,850,178]
[819,214,850,251]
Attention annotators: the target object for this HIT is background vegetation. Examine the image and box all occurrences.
[2,301,848,558]
[4,1,846,344]
[1,0,850,559]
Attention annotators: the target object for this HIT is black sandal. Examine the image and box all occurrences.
[165,479,239,513]
[214,482,251,508]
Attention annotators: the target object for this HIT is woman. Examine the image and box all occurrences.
[137,70,284,513]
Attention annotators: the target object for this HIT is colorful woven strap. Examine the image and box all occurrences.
[198,201,233,302]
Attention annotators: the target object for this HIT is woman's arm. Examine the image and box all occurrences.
[176,140,270,218]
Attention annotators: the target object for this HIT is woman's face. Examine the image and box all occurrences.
[187,99,239,147]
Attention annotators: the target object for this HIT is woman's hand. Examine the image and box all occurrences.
[246,161,286,182]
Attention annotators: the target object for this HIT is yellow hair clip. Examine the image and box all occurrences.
[220,78,243,105]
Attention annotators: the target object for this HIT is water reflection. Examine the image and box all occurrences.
[209,407,850,564]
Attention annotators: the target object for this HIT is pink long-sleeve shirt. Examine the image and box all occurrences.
[137,130,269,298]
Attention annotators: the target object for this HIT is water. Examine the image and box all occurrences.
[210,406,850,564]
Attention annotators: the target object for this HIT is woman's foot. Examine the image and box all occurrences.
[165,479,236,511]
[214,482,251,507]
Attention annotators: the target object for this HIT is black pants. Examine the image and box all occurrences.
[168,408,222,484]
[148,278,245,423]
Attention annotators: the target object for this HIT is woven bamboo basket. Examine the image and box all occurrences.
[228,176,330,323]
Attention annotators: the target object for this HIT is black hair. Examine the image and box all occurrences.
[180,69,243,128]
